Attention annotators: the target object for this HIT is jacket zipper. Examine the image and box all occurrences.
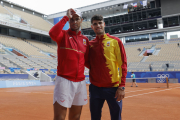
[75,35,79,82]
[99,37,106,85]
[99,38,102,83]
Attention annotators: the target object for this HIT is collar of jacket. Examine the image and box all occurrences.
[68,28,81,36]
[95,33,109,40]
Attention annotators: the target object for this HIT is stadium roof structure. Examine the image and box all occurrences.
[47,0,134,19]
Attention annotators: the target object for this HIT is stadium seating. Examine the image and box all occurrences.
[168,38,180,43]
[125,45,151,63]
[125,39,180,71]
[0,49,5,54]
[1,32,180,74]
[0,69,5,74]
[26,40,56,54]
[0,54,57,74]
[28,57,57,69]
[0,35,51,57]
[0,5,10,15]
[124,39,165,46]
[5,6,52,32]
[81,21,91,29]
[146,43,180,62]
[45,43,57,51]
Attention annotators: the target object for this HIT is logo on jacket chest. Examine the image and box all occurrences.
[83,39,86,45]
[106,42,110,47]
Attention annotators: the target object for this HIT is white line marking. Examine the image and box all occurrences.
[126,88,157,93]
[43,93,53,94]
[125,88,174,98]
[2,91,53,94]
[1,86,179,97]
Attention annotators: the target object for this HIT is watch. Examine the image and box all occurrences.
[119,87,125,91]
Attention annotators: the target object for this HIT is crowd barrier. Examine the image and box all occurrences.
[48,75,56,79]
[85,71,180,83]
[127,71,180,83]
[1,71,179,88]
[0,74,29,79]
[0,80,41,88]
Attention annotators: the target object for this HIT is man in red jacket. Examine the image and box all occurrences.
[88,15,127,120]
[49,8,89,120]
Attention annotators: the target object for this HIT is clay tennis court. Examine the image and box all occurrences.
[0,83,180,120]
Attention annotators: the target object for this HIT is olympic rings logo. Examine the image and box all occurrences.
[157,74,169,83]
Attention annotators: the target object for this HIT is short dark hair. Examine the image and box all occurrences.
[91,15,104,24]
[132,72,134,74]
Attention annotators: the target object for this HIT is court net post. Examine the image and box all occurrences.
[166,77,169,88]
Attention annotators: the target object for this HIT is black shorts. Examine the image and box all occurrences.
[132,79,136,82]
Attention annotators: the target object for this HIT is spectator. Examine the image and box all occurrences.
[131,72,138,87]
[149,64,152,71]
[34,72,39,78]
[137,48,141,51]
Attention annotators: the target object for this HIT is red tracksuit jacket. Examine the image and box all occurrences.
[49,16,89,82]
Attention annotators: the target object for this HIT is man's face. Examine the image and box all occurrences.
[69,14,82,31]
[91,20,105,35]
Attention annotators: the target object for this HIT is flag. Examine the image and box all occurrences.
[123,4,128,9]
[143,0,147,6]
[140,1,143,6]
[133,3,137,7]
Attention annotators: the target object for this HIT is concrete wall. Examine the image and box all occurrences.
[161,0,180,16]
[47,19,54,24]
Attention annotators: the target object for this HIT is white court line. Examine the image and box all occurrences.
[125,89,172,98]
[125,84,180,93]
[43,93,53,94]
[125,87,180,98]
[3,91,53,94]
[6,91,32,93]
[126,88,157,93]
[1,85,179,96]
[31,92,53,94]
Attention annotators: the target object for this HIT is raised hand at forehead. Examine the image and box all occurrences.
[67,8,76,19]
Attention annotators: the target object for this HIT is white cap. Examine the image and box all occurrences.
[73,8,82,18]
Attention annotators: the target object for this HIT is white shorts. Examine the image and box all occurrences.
[53,76,88,108]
